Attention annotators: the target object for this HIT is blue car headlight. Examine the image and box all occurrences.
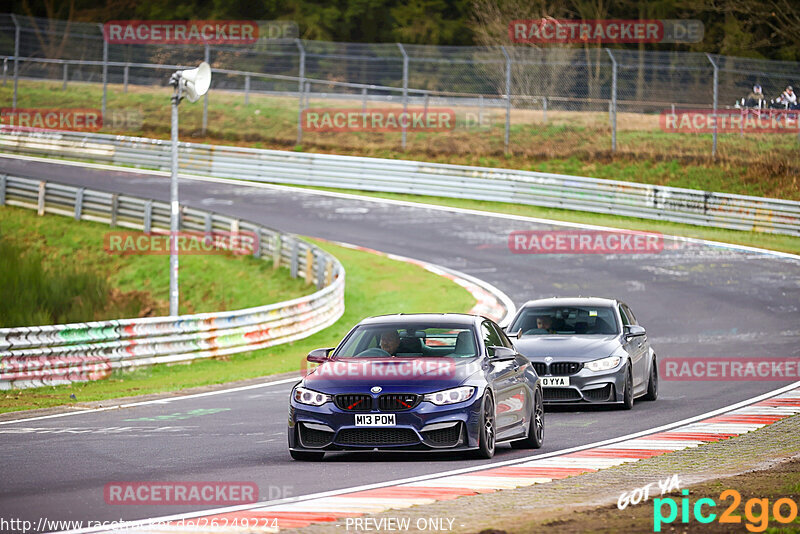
[293,386,331,406]
[424,386,475,406]
[586,355,622,372]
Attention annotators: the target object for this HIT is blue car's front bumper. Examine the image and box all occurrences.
[288,390,484,452]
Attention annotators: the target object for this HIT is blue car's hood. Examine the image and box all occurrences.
[513,335,620,361]
[302,357,479,393]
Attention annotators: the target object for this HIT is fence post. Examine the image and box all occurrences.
[244,74,250,105]
[62,63,68,90]
[361,86,367,113]
[478,94,483,125]
[397,43,409,150]
[706,53,718,159]
[11,14,20,109]
[543,96,547,123]
[123,63,129,93]
[202,44,210,135]
[500,46,512,154]
[296,39,305,145]
[99,24,107,120]
[606,49,617,153]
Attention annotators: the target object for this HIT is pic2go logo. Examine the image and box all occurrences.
[653,489,799,532]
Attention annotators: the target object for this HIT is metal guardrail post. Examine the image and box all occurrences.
[2,57,7,86]
[305,248,314,285]
[397,43,409,150]
[607,49,617,153]
[74,188,84,220]
[62,63,68,90]
[11,14,19,109]
[500,46,511,154]
[123,64,129,93]
[706,53,718,159]
[204,212,212,234]
[37,181,45,215]
[478,94,483,125]
[110,194,118,227]
[316,253,325,289]
[244,74,250,105]
[290,239,299,278]
[202,44,210,136]
[295,39,305,145]
[273,234,282,270]
[0,174,6,205]
[144,200,153,233]
[99,24,108,120]
[362,87,367,113]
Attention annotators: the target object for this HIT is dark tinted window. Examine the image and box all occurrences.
[510,306,619,336]
[618,305,630,327]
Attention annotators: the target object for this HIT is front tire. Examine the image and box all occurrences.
[511,388,544,449]
[290,449,325,461]
[642,356,658,401]
[620,364,634,410]
[471,394,496,459]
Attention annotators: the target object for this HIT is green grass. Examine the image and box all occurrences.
[0,212,475,413]
[2,79,798,200]
[0,206,315,320]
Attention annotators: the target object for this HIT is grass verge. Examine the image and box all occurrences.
[2,79,797,200]
[0,214,475,413]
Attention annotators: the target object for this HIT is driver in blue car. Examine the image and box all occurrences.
[380,329,401,356]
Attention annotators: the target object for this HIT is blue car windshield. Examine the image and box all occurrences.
[335,324,478,359]
[509,306,619,336]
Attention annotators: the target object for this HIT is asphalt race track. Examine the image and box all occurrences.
[1,155,799,528]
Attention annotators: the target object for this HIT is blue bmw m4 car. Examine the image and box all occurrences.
[288,313,544,460]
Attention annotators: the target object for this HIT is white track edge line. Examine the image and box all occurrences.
[55,380,800,534]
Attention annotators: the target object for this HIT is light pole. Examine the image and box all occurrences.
[168,62,211,316]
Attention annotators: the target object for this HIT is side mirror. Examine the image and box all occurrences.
[489,346,517,361]
[307,347,334,363]
[624,325,646,339]
[500,326,521,339]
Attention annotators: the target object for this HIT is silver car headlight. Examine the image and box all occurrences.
[424,386,476,406]
[586,356,622,372]
[293,386,331,406]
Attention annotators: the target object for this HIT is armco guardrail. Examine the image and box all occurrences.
[0,174,345,389]
[2,127,799,236]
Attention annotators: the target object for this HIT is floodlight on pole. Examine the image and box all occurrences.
[168,61,211,316]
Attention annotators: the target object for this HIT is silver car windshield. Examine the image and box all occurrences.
[335,324,478,358]
[509,306,619,336]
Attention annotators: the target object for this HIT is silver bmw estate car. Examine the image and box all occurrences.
[505,297,657,409]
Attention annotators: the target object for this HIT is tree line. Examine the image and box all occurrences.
[11,0,800,61]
